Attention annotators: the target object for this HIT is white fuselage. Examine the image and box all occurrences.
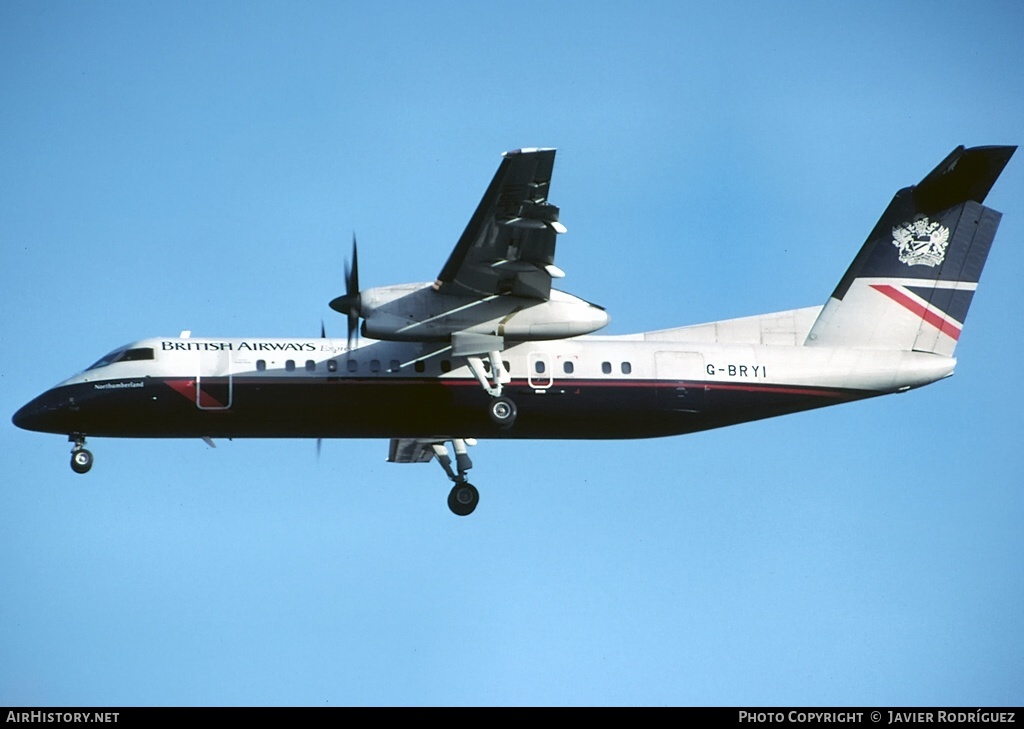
[19,305,955,442]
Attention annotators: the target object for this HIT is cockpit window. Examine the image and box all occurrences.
[86,347,155,370]
[122,348,155,362]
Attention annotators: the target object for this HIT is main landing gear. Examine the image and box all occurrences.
[448,483,479,517]
[432,438,480,516]
[69,434,93,474]
[466,351,517,429]
[487,396,517,428]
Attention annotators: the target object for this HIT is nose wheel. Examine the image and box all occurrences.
[71,449,93,474]
[69,434,93,474]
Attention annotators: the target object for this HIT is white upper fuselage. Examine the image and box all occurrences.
[53,305,956,405]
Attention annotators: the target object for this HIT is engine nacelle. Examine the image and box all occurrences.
[358,283,609,342]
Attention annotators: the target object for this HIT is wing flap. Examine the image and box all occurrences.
[435,148,564,300]
[387,438,436,464]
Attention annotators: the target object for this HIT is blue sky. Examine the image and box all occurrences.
[2,1,1022,706]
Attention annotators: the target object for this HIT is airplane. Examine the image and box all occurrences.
[12,144,1016,516]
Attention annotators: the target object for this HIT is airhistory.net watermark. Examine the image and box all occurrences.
[6,713,118,723]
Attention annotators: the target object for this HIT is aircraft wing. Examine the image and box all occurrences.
[433,148,566,300]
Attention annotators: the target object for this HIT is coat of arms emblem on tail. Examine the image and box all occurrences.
[892,215,950,267]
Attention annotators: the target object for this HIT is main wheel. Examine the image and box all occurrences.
[70,449,93,474]
[488,396,517,428]
[448,483,479,516]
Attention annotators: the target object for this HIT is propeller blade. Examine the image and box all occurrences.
[327,233,362,350]
[347,233,359,295]
[347,310,358,350]
[320,319,326,339]
[346,234,360,350]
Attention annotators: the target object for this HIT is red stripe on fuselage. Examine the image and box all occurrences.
[870,284,962,340]
[220,376,863,400]
[166,378,227,409]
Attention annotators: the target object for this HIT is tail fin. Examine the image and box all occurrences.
[805,145,1015,355]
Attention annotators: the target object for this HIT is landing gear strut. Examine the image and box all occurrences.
[432,439,480,516]
[69,434,93,474]
[467,350,517,429]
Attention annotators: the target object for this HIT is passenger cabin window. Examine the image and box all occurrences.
[389,359,401,372]
[621,362,632,375]
[256,360,266,372]
[347,359,358,373]
[414,361,425,373]
[563,361,574,374]
[534,360,546,374]
[601,362,612,375]
[285,360,296,372]
[370,359,381,373]
[305,360,316,372]
[327,360,338,373]
[440,360,451,373]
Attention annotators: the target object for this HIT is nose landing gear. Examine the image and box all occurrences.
[69,434,93,474]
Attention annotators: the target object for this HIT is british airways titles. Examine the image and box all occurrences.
[161,341,320,352]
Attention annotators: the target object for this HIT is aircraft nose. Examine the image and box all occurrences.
[13,395,45,432]
[12,390,73,434]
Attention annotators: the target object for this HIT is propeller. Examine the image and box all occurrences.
[329,234,361,349]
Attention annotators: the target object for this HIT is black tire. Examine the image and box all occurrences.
[488,396,517,428]
[70,449,93,474]
[447,483,479,516]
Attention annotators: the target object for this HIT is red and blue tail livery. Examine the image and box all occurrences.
[808,145,1013,356]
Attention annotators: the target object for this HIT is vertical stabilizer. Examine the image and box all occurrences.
[805,145,1014,355]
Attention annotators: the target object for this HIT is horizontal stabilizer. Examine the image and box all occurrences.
[913,145,1016,214]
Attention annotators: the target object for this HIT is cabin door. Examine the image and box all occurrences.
[654,351,706,412]
[194,348,233,410]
